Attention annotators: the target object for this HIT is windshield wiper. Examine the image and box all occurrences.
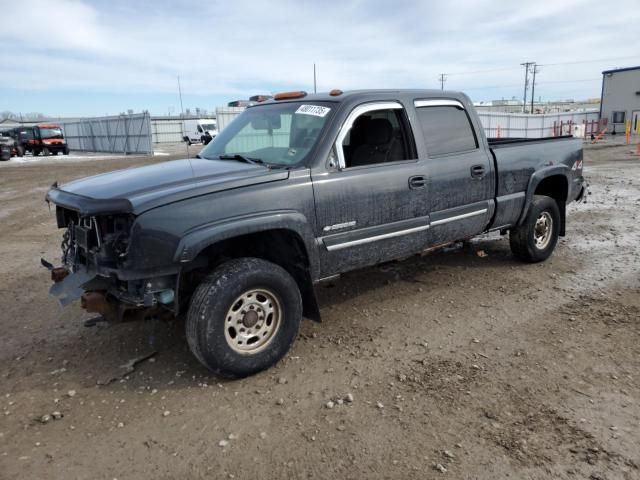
[218,154,264,165]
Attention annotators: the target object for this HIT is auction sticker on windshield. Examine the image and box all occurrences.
[295,105,331,117]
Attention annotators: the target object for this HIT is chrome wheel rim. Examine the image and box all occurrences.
[534,212,553,250]
[224,288,282,354]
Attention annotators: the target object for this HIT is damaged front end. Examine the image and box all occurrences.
[44,188,177,322]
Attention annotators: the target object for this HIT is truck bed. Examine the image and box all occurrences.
[487,135,575,147]
[487,135,583,230]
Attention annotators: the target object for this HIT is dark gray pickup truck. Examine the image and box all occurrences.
[45,89,585,377]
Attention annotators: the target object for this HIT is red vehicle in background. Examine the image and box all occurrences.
[11,124,69,156]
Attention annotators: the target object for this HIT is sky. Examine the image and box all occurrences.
[0,0,639,117]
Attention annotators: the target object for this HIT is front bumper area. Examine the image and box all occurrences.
[44,260,177,322]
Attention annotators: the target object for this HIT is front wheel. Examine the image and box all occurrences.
[186,258,302,378]
[509,195,560,262]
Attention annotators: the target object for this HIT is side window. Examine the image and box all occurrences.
[197,125,203,133]
[415,105,478,156]
[342,108,414,168]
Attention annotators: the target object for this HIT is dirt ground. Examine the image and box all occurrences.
[1,143,639,480]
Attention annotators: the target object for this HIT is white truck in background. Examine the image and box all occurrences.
[182,119,218,145]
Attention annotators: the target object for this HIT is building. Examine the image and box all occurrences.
[600,66,640,134]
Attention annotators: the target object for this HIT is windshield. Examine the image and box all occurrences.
[199,101,333,167]
[201,124,216,131]
[39,127,64,140]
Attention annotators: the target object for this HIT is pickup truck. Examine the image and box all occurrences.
[44,89,585,378]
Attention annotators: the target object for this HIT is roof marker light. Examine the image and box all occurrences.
[274,91,307,100]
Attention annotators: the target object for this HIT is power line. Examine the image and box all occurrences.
[538,55,640,67]
[446,66,519,76]
[440,55,640,78]
[453,78,601,91]
[538,78,601,84]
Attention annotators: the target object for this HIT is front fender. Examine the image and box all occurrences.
[174,210,320,280]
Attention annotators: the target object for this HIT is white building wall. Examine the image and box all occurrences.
[600,68,640,132]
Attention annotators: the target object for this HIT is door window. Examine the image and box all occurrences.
[415,104,478,157]
[341,108,414,168]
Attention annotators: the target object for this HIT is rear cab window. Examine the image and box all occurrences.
[414,100,478,156]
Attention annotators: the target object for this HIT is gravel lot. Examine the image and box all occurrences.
[0,143,639,479]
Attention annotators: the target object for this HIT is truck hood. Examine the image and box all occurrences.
[47,158,289,216]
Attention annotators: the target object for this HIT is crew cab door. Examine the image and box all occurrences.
[412,99,494,245]
[311,101,431,277]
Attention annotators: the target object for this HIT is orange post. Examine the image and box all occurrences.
[625,120,631,145]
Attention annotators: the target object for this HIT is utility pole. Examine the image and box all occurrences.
[313,63,317,94]
[438,73,447,90]
[520,62,535,113]
[530,64,540,114]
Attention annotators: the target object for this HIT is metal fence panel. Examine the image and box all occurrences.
[216,107,245,132]
[151,119,184,144]
[61,113,152,154]
[478,111,600,138]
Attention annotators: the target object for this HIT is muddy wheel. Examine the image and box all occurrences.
[510,195,560,263]
[186,258,302,378]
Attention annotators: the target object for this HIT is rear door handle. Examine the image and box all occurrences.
[470,165,485,178]
[409,175,426,189]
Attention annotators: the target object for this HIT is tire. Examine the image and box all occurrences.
[42,147,51,156]
[186,257,302,378]
[509,195,560,263]
[63,146,69,155]
[32,149,40,156]
[16,146,24,157]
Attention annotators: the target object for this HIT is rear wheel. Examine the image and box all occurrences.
[32,149,40,156]
[186,258,302,378]
[16,146,24,157]
[509,195,560,262]
[42,147,51,156]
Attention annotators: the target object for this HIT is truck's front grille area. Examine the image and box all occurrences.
[57,207,132,270]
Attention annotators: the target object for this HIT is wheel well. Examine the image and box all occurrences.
[181,229,320,321]
[534,175,567,236]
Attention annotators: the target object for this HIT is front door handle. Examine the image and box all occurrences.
[409,175,426,189]
[470,165,485,178]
